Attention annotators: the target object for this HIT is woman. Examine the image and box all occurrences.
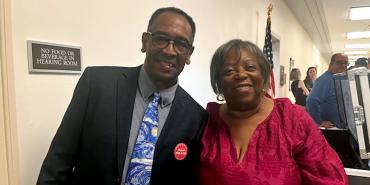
[290,68,309,106]
[303,66,317,91]
[199,39,347,185]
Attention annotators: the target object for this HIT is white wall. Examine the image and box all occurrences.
[8,0,329,184]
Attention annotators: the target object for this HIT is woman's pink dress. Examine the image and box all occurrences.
[199,98,348,185]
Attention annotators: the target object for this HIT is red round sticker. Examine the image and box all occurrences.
[174,143,188,160]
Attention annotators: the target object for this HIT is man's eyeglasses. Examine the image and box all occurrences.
[147,32,192,55]
[335,60,349,66]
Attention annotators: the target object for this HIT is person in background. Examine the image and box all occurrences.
[37,7,207,185]
[306,53,349,128]
[304,66,317,91]
[290,68,310,107]
[354,57,369,69]
[199,39,347,185]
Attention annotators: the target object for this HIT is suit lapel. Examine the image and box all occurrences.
[155,87,186,156]
[116,66,141,177]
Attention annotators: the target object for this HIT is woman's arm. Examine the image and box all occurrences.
[298,80,310,96]
[293,110,348,185]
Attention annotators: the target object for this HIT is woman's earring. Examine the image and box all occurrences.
[262,88,267,94]
[185,59,191,64]
[216,93,225,101]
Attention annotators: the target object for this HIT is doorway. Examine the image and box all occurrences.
[271,35,281,97]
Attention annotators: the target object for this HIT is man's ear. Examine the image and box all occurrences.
[141,32,148,53]
[185,46,194,65]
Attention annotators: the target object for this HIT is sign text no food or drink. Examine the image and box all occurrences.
[27,40,82,74]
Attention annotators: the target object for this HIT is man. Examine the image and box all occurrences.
[354,57,368,69]
[306,53,349,128]
[37,7,207,185]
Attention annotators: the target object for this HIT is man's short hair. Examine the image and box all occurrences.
[147,7,196,44]
[330,53,344,64]
[355,57,368,67]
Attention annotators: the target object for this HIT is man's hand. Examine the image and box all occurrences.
[320,121,335,128]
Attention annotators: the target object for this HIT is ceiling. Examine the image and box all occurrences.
[284,0,370,64]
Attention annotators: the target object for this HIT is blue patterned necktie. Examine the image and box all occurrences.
[126,92,161,185]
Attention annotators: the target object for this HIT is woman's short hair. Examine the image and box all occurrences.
[290,68,301,81]
[210,39,271,94]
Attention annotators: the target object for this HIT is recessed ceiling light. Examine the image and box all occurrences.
[344,51,369,55]
[350,7,370,20]
[345,44,370,49]
[347,31,370,39]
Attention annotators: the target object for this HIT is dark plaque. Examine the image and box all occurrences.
[27,40,82,74]
[280,65,285,86]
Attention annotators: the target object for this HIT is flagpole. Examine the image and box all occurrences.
[267,4,273,22]
[263,3,275,97]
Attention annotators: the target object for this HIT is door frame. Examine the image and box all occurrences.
[0,0,20,184]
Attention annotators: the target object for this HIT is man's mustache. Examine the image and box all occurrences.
[156,55,177,63]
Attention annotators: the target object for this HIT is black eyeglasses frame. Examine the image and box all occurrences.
[147,32,192,55]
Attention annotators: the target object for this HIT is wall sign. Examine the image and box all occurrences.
[27,40,82,74]
[280,65,286,86]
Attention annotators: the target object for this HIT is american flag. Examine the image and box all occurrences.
[263,4,275,97]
